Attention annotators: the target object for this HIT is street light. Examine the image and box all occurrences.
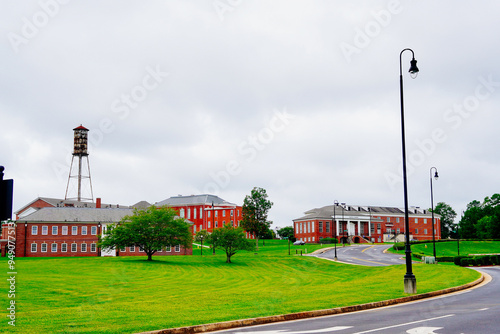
[430,167,439,259]
[399,48,419,294]
[333,200,339,260]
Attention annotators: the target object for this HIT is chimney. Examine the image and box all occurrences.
[96,198,101,209]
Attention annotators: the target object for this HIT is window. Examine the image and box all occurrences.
[61,243,67,252]
[42,226,48,235]
[130,245,135,252]
[82,226,87,235]
[370,223,375,234]
[81,243,87,252]
[51,243,57,252]
[175,245,180,252]
[415,228,419,234]
[120,247,126,252]
[31,243,37,252]
[414,218,418,224]
[41,243,47,252]
[200,208,203,219]
[326,222,330,233]
[31,226,38,235]
[193,225,197,233]
[396,217,400,223]
[91,226,97,235]
[312,222,315,233]
[215,221,218,228]
[166,246,171,252]
[188,208,191,219]
[71,243,77,252]
[377,224,381,234]
[223,210,226,217]
[208,221,211,228]
[424,218,427,224]
[52,226,58,235]
[62,226,68,235]
[387,217,390,222]
[215,211,218,217]
[72,226,78,235]
[231,210,233,216]
[424,229,428,234]
[180,208,185,218]
[194,208,197,219]
[91,243,96,252]
[208,210,211,218]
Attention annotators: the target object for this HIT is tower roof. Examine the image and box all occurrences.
[73,125,89,131]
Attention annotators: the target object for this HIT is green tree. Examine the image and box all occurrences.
[99,206,192,261]
[240,187,273,251]
[432,202,457,239]
[277,226,295,240]
[195,229,210,255]
[210,224,254,263]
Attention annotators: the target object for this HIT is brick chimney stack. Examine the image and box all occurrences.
[96,198,101,209]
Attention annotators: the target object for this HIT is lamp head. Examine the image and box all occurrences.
[434,170,439,180]
[409,57,419,79]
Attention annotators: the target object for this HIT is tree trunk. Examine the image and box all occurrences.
[147,253,153,261]
[226,255,231,263]
[255,234,259,251]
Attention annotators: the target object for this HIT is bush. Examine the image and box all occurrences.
[460,258,475,266]
[454,256,467,266]
[320,238,338,244]
[393,242,405,251]
[437,256,455,263]
[490,255,500,265]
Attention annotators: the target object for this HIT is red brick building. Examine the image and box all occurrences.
[293,204,441,244]
[5,206,192,257]
[156,194,254,239]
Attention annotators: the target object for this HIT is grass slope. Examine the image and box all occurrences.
[2,240,480,333]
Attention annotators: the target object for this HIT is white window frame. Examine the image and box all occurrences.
[166,245,171,252]
[42,226,48,235]
[82,226,87,235]
[130,245,135,252]
[72,226,78,235]
[52,226,58,235]
[31,226,38,235]
[91,226,97,235]
[71,243,77,252]
[31,243,37,252]
[41,243,47,252]
[175,245,180,252]
[91,243,96,252]
[62,226,68,235]
[81,243,87,252]
[61,243,67,252]
[51,243,58,252]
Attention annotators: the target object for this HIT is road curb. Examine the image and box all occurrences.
[139,274,485,334]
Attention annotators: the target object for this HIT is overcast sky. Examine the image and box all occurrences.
[2,1,500,228]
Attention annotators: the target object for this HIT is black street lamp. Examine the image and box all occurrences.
[333,200,339,260]
[430,167,439,259]
[399,48,419,294]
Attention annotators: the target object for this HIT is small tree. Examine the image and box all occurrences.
[195,229,210,255]
[240,187,273,251]
[210,224,254,263]
[277,226,294,240]
[99,206,192,261]
[432,202,457,239]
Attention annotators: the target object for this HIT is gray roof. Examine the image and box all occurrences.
[294,204,437,222]
[156,194,236,207]
[15,197,131,214]
[18,207,134,223]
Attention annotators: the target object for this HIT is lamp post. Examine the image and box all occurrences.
[341,202,346,246]
[399,48,419,293]
[430,167,439,259]
[333,200,339,260]
[212,201,215,255]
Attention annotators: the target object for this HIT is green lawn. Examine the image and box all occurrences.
[2,240,481,333]
[390,240,500,258]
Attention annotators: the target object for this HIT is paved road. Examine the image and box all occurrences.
[211,267,500,334]
[316,244,406,266]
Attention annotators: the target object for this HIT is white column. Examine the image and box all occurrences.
[357,221,361,236]
[336,219,339,236]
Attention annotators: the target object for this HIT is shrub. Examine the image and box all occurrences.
[454,256,467,266]
[320,238,338,244]
[393,242,405,251]
[437,256,455,263]
[460,258,473,266]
